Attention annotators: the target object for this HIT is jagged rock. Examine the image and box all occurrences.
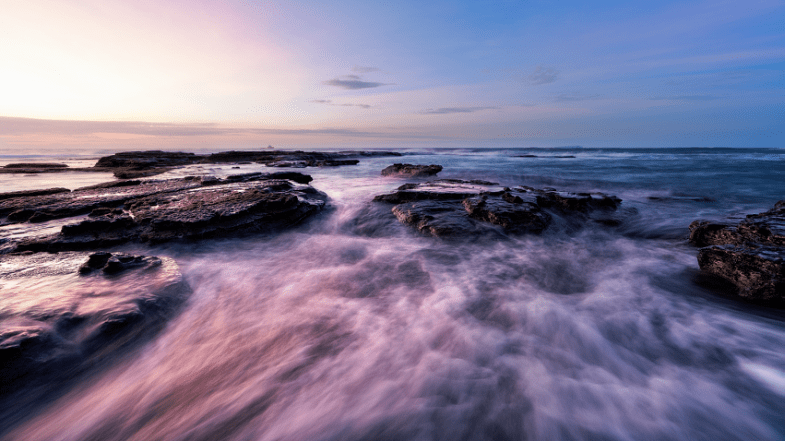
[3,173,327,252]
[697,245,784,302]
[0,251,188,397]
[372,180,621,238]
[689,200,785,302]
[381,163,443,177]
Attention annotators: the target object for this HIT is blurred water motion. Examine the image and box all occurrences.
[3,148,785,440]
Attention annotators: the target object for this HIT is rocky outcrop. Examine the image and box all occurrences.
[372,179,621,238]
[2,172,327,252]
[0,251,188,398]
[381,163,443,177]
[92,149,400,175]
[689,201,785,303]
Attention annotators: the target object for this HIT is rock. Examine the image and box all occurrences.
[0,251,188,398]
[463,194,551,234]
[93,151,199,168]
[689,201,785,303]
[3,163,68,169]
[94,149,395,172]
[381,163,443,177]
[372,179,621,238]
[697,245,784,303]
[4,173,327,252]
[0,188,70,202]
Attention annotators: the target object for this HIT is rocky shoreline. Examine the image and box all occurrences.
[1,148,782,417]
[2,149,402,179]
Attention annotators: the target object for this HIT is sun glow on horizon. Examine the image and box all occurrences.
[0,0,305,123]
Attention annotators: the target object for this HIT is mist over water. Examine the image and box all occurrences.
[3,148,785,440]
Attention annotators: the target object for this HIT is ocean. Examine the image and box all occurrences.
[2,147,784,440]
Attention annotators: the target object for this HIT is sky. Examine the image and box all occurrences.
[1,0,783,152]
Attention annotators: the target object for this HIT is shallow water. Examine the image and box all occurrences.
[2,148,785,440]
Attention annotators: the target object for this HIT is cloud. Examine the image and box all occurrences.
[421,106,498,115]
[529,66,559,85]
[309,99,372,109]
[554,93,601,102]
[351,66,381,73]
[322,74,390,90]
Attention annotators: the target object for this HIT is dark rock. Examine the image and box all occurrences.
[392,200,491,237]
[689,221,741,247]
[521,186,621,212]
[94,149,393,172]
[9,174,326,251]
[381,163,443,177]
[0,188,70,202]
[689,201,785,303]
[463,195,551,233]
[372,179,620,238]
[0,251,188,399]
[373,179,505,204]
[4,163,68,169]
[697,245,784,302]
[78,251,112,273]
[94,150,199,168]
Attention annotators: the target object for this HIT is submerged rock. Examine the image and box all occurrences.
[381,163,443,177]
[0,251,188,398]
[689,201,785,303]
[372,179,621,238]
[3,172,327,252]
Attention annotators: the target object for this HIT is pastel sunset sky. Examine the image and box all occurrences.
[1,0,783,152]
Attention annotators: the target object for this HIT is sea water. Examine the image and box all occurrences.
[2,148,784,440]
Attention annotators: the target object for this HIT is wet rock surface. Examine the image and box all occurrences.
[689,201,785,302]
[372,179,621,238]
[0,251,188,400]
[2,172,327,252]
[381,163,443,177]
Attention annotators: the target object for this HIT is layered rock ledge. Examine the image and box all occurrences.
[1,172,327,252]
[689,201,785,303]
[372,179,621,238]
[95,149,401,177]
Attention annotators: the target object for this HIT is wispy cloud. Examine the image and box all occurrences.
[322,74,389,90]
[351,66,381,73]
[529,66,559,85]
[421,106,498,115]
[309,99,372,109]
[554,93,601,102]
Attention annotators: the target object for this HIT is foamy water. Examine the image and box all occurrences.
[2,148,785,440]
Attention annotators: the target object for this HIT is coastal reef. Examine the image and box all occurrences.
[1,172,327,252]
[689,201,785,303]
[372,179,622,238]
